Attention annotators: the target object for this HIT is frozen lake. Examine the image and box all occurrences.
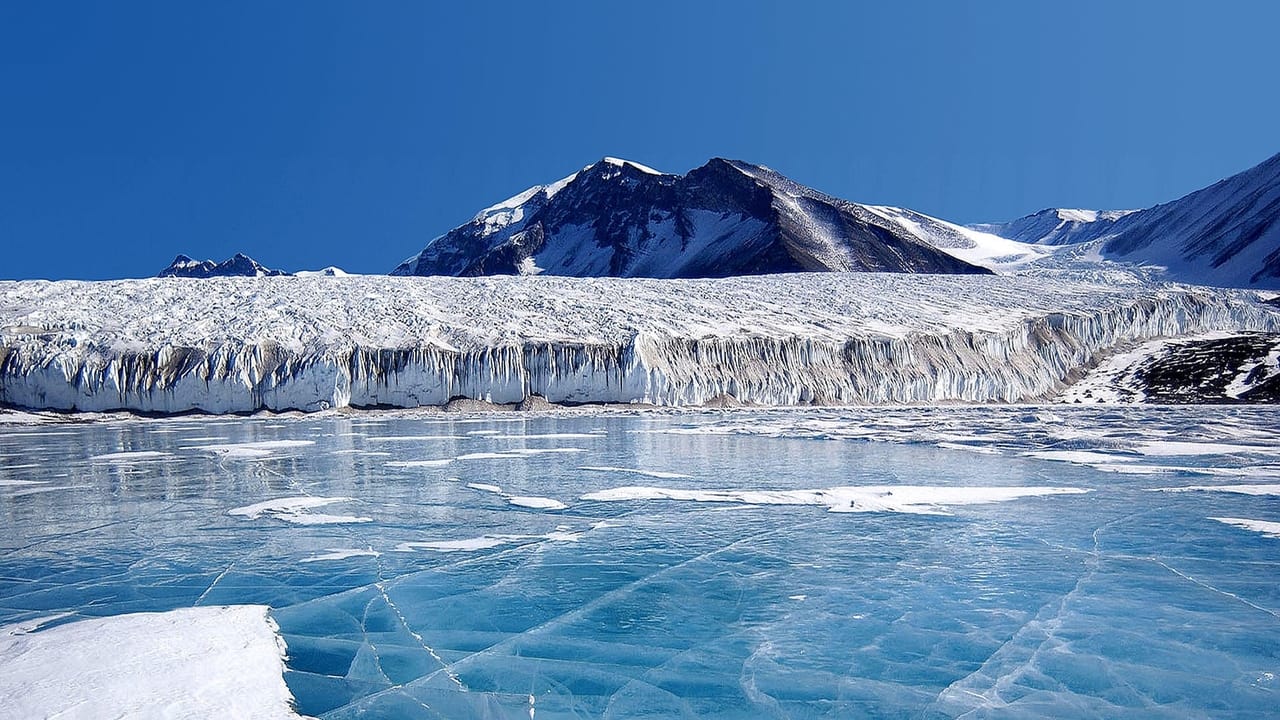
[2,406,1279,718]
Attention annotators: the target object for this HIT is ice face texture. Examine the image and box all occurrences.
[1,270,1276,413]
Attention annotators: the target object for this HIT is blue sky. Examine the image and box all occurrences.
[2,1,1278,279]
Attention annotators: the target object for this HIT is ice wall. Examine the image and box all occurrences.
[1,274,1276,413]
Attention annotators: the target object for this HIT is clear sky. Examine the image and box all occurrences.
[2,1,1278,280]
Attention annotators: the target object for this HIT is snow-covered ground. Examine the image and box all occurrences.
[1,271,1276,413]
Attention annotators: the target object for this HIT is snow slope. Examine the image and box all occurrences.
[1095,152,1280,288]
[975,152,1280,288]
[1058,331,1280,404]
[862,205,1051,270]
[1,271,1276,413]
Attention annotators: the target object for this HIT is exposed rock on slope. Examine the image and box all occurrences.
[392,158,992,278]
[1058,332,1280,404]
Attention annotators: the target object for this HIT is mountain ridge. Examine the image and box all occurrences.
[970,152,1280,288]
[158,253,288,278]
[391,157,995,279]
[158,254,349,279]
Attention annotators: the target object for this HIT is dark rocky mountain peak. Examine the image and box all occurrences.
[391,157,991,279]
[158,253,289,278]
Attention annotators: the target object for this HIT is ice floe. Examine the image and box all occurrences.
[1133,441,1275,456]
[465,482,567,510]
[394,528,582,553]
[580,485,1087,515]
[1212,517,1280,539]
[365,435,465,442]
[1151,484,1280,496]
[485,432,603,439]
[186,439,315,459]
[1024,450,1140,465]
[385,458,454,468]
[454,448,585,461]
[0,605,305,719]
[507,495,568,510]
[89,450,170,462]
[300,548,381,563]
[394,537,516,552]
[229,496,372,525]
[579,465,692,479]
[934,441,1003,455]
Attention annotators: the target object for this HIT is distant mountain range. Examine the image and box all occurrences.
[157,254,346,278]
[970,209,1140,247]
[972,152,1280,288]
[163,151,1280,289]
[391,152,1279,288]
[159,254,287,278]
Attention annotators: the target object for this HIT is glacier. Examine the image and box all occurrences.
[1,271,1277,414]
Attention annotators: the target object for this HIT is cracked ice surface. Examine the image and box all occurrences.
[1,406,1278,718]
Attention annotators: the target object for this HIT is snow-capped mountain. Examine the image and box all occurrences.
[392,157,1002,278]
[158,253,288,278]
[969,208,1139,246]
[294,266,349,277]
[975,152,1280,288]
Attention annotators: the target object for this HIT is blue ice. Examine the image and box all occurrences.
[1,406,1278,718]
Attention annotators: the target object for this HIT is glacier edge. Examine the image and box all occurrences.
[1,274,1277,413]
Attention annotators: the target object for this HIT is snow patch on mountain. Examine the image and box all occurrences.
[294,266,349,277]
[1058,331,1280,404]
[865,205,1052,270]
[602,157,664,175]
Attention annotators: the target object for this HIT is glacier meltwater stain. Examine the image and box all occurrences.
[1,407,1278,718]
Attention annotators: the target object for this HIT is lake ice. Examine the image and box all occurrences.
[1,406,1278,718]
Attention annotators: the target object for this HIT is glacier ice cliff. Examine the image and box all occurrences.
[1,272,1277,413]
